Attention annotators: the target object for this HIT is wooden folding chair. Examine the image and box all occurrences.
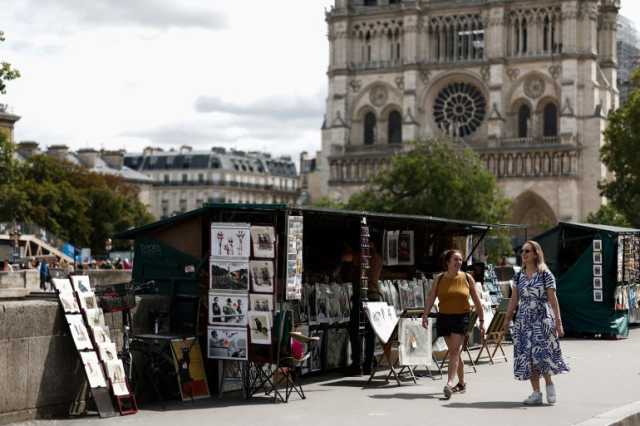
[438,311,478,373]
[475,310,509,364]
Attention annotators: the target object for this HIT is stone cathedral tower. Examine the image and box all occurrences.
[319,0,620,230]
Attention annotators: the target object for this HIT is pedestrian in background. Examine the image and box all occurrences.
[503,240,569,405]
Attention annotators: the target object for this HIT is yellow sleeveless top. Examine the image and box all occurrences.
[436,272,471,314]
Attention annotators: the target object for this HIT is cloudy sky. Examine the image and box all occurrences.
[1,1,639,162]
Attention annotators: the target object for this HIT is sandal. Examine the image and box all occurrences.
[443,384,453,400]
[452,382,466,393]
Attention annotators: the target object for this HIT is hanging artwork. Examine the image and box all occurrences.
[412,280,425,309]
[593,239,603,252]
[325,328,349,369]
[326,284,342,323]
[398,318,432,367]
[210,260,249,292]
[80,351,107,388]
[385,231,399,266]
[78,292,98,311]
[91,325,112,346]
[398,231,415,265]
[207,326,248,360]
[306,283,318,325]
[211,223,251,258]
[209,292,248,326]
[618,235,625,283]
[249,260,274,293]
[364,301,399,344]
[398,280,414,310]
[98,342,118,362]
[251,226,275,259]
[594,289,604,302]
[85,308,106,328]
[593,277,603,290]
[286,216,303,300]
[335,283,351,323]
[170,337,210,400]
[309,329,324,372]
[593,264,603,277]
[316,284,330,323]
[66,314,93,351]
[104,359,129,396]
[249,293,273,312]
[593,252,603,265]
[248,311,271,345]
[70,275,92,294]
[59,292,80,313]
[52,278,73,294]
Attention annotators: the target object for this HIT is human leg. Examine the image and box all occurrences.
[444,334,463,387]
[523,369,543,405]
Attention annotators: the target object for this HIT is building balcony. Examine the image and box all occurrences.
[329,143,405,160]
[347,59,404,72]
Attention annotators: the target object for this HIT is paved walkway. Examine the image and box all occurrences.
[14,327,640,426]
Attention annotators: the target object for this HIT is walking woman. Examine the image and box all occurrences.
[503,240,569,405]
[423,250,485,399]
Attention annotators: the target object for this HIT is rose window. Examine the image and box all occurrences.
[433,82,487,137]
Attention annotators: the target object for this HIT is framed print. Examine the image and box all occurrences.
[398,231,415,265]
[170,338,210,400]
[59,292,80,313]
[385,230,399,266]
[209,292,248,326]
[251,226,275,258]
[211,223,250,258]
[104,359,129,396]
[593,277,603,289]
[593,239,602,252]
[210,260,249,292]
[207,326,248,360]
[98,342,118,362]
[248,311,272,345]
[52,278,73,294]
[593,264,603,277]
[398,318,432,367]
[66,314,93,350]
[90,325,112,346]
[593,289,603,302]
[85,308,106,328]
[78,292,98,311]
[250,260,274,293]
[80,351,107,388]
[593,252,602,265]
[70,275,92,294]
[249,293,273,312]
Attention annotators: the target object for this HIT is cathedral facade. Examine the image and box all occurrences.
[320,0,620,229]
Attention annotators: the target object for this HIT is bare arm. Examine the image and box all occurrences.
[422,275,440,328]
[503,285,519,332]
[547,287,564,337]
[467,274,485,323]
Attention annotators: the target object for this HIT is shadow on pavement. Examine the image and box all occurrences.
[369,393,443,400]
[321,379,388,388]
[444,401,532,409]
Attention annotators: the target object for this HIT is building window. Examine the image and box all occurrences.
[388,110,402,144]
[543,103,558,137]
[182,173,188,184]
[164,174,170,184]
[161,200,169,218]
[196,198,203,208]
[433,82,486,137]
[518,104,531,138]
[364,0,377,6]
[179,199,187,212]
[364,112,377,145]
[198,173,204,183]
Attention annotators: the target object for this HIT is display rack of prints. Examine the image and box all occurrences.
[286,216,303,300]
[593,239,603,302]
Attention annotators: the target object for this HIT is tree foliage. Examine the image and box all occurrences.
[599,69,640,227]
[586,204,631,228]
[0,30,20,94]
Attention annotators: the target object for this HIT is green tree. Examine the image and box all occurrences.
[586,204,631,228]
[599,69,640,227]
[0,30,20,94]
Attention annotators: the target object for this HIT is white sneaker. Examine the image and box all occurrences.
[523,391,543,405]
[546,384,556,404]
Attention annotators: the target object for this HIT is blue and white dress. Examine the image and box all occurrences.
[512,270,569,380]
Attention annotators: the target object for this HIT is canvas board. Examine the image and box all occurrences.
[210,260,249,292]
[250,226,275,258]
[209,292,248,326]
[250,260,274,293]
[66,314,93,350]
[248,311,271,345]
[364,301,399,344]
[211,223,250,258]
[80,351,107,388]
[249,293,273,312]
[398,318,432,367]
[70,275,92,294]
[207,326,248,360]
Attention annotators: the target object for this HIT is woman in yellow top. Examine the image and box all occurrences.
[423,249,485,399]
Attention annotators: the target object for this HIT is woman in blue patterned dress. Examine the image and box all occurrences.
[503,240,569,405]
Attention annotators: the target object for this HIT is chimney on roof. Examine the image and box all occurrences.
[47,145,70,162]
[77,148,99,168]
[101,150,124,170]
[17,141,40,159]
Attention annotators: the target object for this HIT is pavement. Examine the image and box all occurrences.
[12,327,640,426]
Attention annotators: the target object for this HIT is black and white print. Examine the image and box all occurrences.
[85,308,106,328]
[249,293,273,312]
[98,342,118,362]
[78,292,98,311]
[52,278,73,294]
[209,292,248,326]
[593,252,603,265]
[211,223,251,258]
[66,314,93,351]
[251,226,275,258]
[594,264,603,277]
[208,326,248,361]
[104,359,129,396]
[250,260,274,293]
[210,261,249,292]
[364,301,399,344]
[59,291,80,313]
[593,277,603,289]
[398,318,432,367]
[70,275,92,294]
[80,351,107,388]
[593,239,602,252]
[90,325,112,346]
[594,289,604,302]
[309,330,324,372]
[248,312,271,345]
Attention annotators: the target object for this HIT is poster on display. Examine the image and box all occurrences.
[593,252,603,264]
[249,261,274,293]
[309,329,324,372]
[209,292,248,326]
[593,239,602,252]
[104,359,129,396]
[286,216,303,300]
[207,326,248,360]
[70,275,92,294]
[171,338,210,400]
[80,351,107,388]
[249,293,273,312]
[211,223,250,258]
[385,231,399,266]
[364,301,399,344]
[618,236,625,283]
[398,281,414,310]
[59,292,80,313]
[594,289,604,302]
[78,292,98,311]
[98,342,118,362]
[66,314,93,350]
[251,226,275,259]
[90,325,112,346]
[593,277,603,289]
[52,278,73,293]
[316,284,330,323]
[85,308,106,328]
[248,311,272,345]
[210,260,249,292]
[397,231,415,265]
[398,318,432,367]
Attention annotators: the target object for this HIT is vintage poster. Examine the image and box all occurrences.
[210,260,249,292]
[209,292,248,326]
[398,318,432,367]
[363,301,399,344]
[250,226,276,259]
[286,215,303,300]
[80,351,107,388]
[207,326,248,361]
[248,311,271,345]
[398,231,415,265]
[249,293,273,312]
[171,337,210,400]
[249,260,274,293]
[211,223,251,258]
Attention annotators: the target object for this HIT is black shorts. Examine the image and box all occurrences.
[436,313,470,337]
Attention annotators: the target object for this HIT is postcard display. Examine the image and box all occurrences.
[52,276,136,417]
[615,236,640,323]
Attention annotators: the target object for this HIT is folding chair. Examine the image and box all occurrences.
[475,307,509,364]
[438,311,478,373]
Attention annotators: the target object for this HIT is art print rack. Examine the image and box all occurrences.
[53,276,137,417]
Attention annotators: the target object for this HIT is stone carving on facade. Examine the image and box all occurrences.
[506,67,520,82]
[369,84,389,107]
[524,76,546,99]
[420,70,431,84]
[548,65,562,80]
[480,66,490,82]
[403,107,419,125]
[350,79,362,93]
[395,76,404,90]
[332,110,348,128]
[561,98,575,117]
[488,103,505,121]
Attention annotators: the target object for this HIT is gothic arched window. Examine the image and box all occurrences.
[433,82,487,137]
[388,111,402,144]
[518,104,531,138]
[364,0,377,5]
[543,103,558,137]
[364,112,377,145]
